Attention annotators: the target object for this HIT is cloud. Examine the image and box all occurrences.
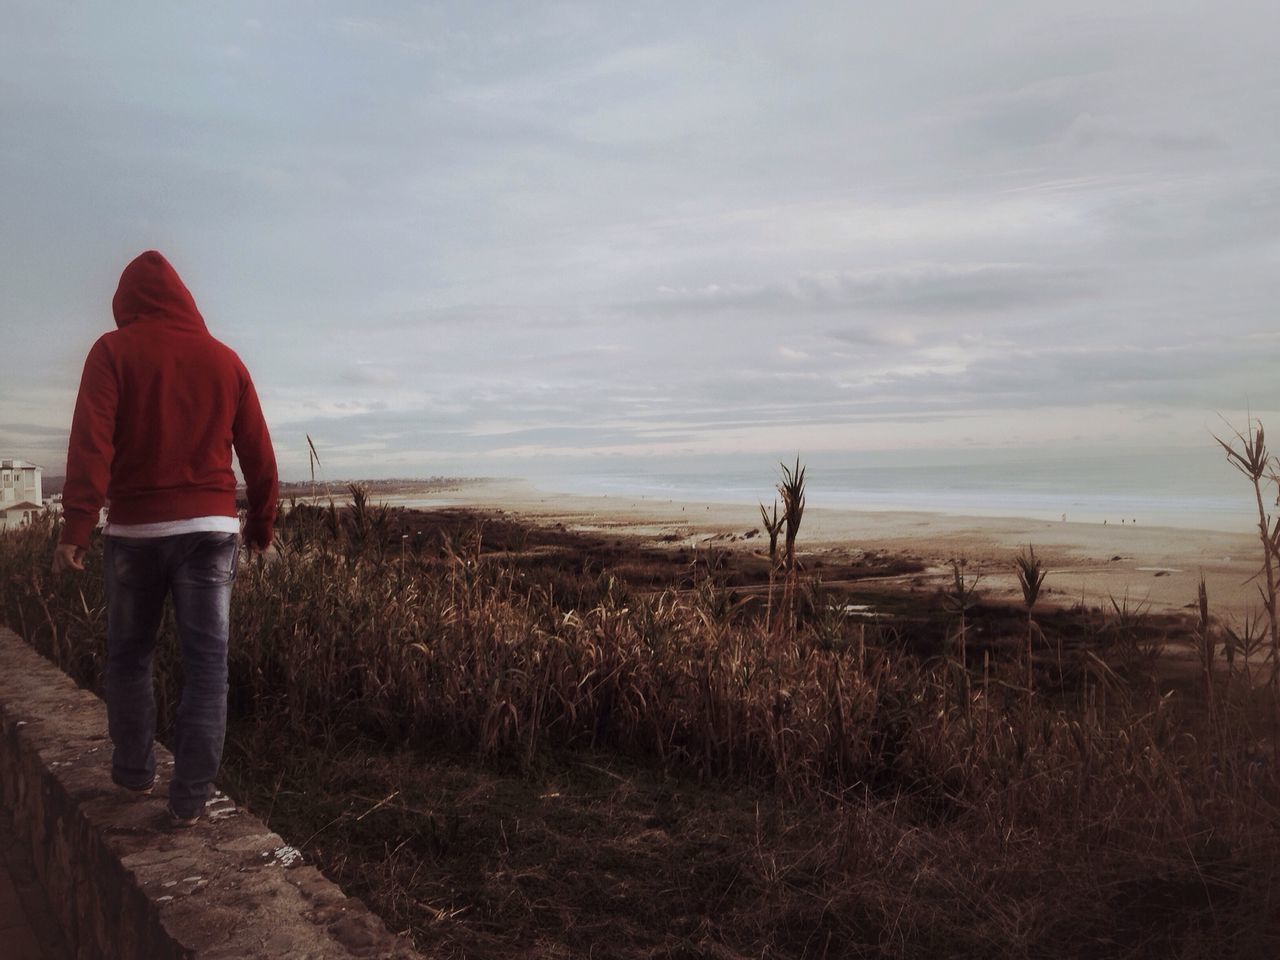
[3,1,1279,477]
[1061,112,1220,153]
[0,422,69,438]
[340,363,400,387]
[625,263,1099,328]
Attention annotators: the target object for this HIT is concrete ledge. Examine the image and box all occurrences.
[0,627,420,959]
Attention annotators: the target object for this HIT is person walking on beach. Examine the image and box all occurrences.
[52,250,278,827]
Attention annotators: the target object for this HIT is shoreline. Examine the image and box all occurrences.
[361,477,1265,622]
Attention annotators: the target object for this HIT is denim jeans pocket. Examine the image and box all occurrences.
[106,537,163,588]
[176,532,240,586]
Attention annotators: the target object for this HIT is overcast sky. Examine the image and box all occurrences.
[2,1,1278,479]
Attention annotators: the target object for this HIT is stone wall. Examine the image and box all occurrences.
[0,627,420,959]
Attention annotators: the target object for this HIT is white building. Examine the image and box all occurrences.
[0,459,44,530]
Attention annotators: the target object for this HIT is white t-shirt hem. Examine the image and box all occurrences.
[104,516,241,538]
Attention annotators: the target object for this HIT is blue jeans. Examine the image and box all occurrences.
[104,532,239,818]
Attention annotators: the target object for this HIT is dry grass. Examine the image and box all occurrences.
[3,499,1280,957]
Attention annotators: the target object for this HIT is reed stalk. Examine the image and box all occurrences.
[1216,417,1280,759]
[777,458,806,637]
[760,499,784,631]
[942,559,979,709]
[1015,545,1047,699]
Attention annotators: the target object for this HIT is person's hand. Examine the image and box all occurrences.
[52,544,86,574]
[243,523,273,554]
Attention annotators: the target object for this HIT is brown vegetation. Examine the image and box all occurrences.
[2,469,1280,957]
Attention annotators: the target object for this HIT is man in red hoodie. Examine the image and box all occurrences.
[52,250,278,827]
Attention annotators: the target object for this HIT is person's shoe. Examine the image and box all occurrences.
[167,805,201,828]
[116,775,156,796]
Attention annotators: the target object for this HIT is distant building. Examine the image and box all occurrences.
[0,459,45,530]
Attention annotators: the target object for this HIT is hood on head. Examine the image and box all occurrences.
[112,251,207,332]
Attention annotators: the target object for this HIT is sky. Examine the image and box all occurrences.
[2,1,1279,480]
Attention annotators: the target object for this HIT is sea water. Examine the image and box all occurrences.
[517,448,1265,534]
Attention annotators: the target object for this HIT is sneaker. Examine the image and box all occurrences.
[116,775,156,796]
[167,805,201,828]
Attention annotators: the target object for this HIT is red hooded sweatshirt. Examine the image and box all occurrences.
[60,251,278,550]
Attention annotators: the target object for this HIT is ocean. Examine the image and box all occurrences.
[516,448,1267,534]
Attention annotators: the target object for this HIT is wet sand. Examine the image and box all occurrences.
[372,478,1265,623]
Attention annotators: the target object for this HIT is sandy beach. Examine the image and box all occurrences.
[368,478,1266,624]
